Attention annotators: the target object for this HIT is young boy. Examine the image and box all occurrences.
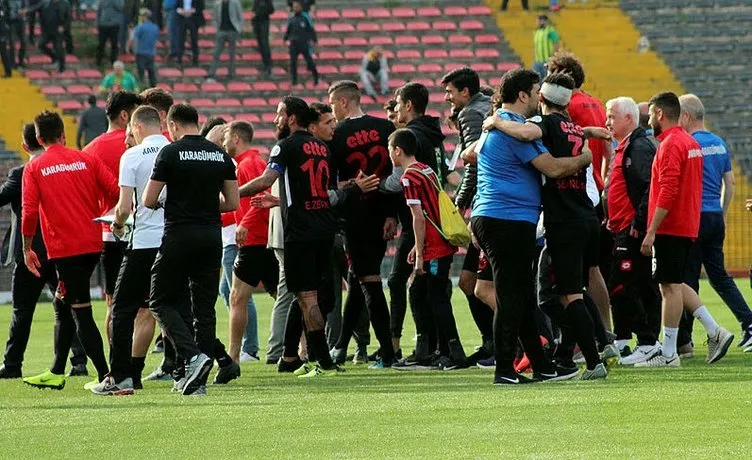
[388,128,468,370]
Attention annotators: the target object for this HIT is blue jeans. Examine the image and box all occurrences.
[221,244,259,355]
[681,212,752,342]
[166,8,179,58]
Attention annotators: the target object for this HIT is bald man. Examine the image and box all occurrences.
[637,102,651,132]
[678,94,752,353]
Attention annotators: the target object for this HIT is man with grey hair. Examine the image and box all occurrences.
[604,96,662,364]
[678,93,752,353]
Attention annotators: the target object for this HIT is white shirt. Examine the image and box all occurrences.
[267,178,284,250]
[222,223,237,247]
[119,134,170,249]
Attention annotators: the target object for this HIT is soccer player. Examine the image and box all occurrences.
[0,123,87,379]
[90,106,170,395]
[223,121,278,369]
[637,92,733,367]
[238,96,344,377]
[678,94,752,351]
[326,80,397,368]
[83,90,142,344]
[603,96,662,364]
[486,73,608,379]
[21,111,119,390]
[388,129,468,370]
[140,87,174,140]
[440,67,495,364]
[470,69,588,384]
[384,99,403,129]
[143,104,239,395]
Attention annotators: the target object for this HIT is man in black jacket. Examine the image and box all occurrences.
[603,97,661,365]
[0,123,87,378]
[440,67,494,362]
[252,0,274,78]
[284,0,317,87]
[28,0,69,73]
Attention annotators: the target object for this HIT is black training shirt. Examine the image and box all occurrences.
[151,134,236,231]
[268,130,338,242]
[528,112,596,224]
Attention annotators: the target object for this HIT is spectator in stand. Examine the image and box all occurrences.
[284,0,318,89]
[142,0,162,29]
[127,8,159,88]
[100,60,139,93]
[24,0,42,43]
[175,0,204,67]
[252,0,274,78]
[77,95,108,149]
[96,0,123,67]
[6,0,26,69]
[208,0,243,81]
[120,0,138,54]
[0,4,11,78]
[164,0,178,62]
[30,0,70,73]
[501,0,528,11]
[287,0,313,19]
[532,14,559,79]
[359,47,389,98]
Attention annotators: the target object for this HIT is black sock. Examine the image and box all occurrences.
[467,294,494,341]
[283,300,304,359]
[213,338,232,367]
[51,298,75,375]
[566,299,601,370]
[308,329,334,369]
[362,281,394,363]
[335,273,365,350]
[583,293,609,350]
[131,356,146,380]
[161,335,177,374]
[71,306,109,381]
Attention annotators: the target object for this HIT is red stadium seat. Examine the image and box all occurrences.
[421,35,445,44]
[416,7,441,17]
[257,145,270,156]
[392,64,416,73]
[443,63,467,72]
[255,129,275,139]
[318,37,343,47]
[418,63,443,73]
[425,49,448,59]
[411,77,434,88]
[42,86,65,95]
[432,21,455,31]
[314,23,331,33]
[497,62,521,72]
[471,62,494,72]
[317,65,338,75]
[429,93,445,103]
[382,22,406,32]
[252,81,277,92]
[58,100,82,110]
[316,9,340,19]
[201,82,227,93]
[158,67,182,78]
[389,78,406,88]
[450,49,474,59]
[25,69,50,79]
[319,50,344,60]
[271,52,288,61]
[444,6,468,15]
[395,35,419,45]
[369,36,393,46]
[397,49,421,59]
[367,8,390,18]
[477,48,501,58]
[448,34,473,44]
[235,113,260,123]
[342,8,365,19]
[460,20,484,31]
[406,21,430,31]
[77,69,102,79]
[356,22,380,32]
[236,67,260,77]
[469,5,492,15]
[191,99,214,108]
[243,97,267,107]
[173,82,199,93]
[476,34,500,44]
[67,85,91,95]
[392,7,416,18]
[216,98,242,107]
[261,112,276,123]
[156,82,172,92]
[344,37,368,46]
[339,64,360,74]
[331,23,355,33]
[344,50,364,60]
[227,82,252,92]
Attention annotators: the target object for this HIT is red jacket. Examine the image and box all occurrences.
[83,129,127,235]
[568,91,608,191]
[22,144,119,259]
[648,126,704,238]
[234,149,270,247]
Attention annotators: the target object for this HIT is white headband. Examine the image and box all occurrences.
[540,82,572,106]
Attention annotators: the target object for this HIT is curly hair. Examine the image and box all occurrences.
[546,50,586,89]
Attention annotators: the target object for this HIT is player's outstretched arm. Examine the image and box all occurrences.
[239,169,279,198]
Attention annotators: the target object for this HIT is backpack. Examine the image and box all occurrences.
[407,166,471,247]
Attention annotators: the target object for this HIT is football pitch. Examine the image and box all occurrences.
[1,281,750,459]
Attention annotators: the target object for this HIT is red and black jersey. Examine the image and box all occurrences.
[401,162,455,261]
[328,115,396,223]
[21,144,119,259]
[528,112,596,224]
[268,130,338,242]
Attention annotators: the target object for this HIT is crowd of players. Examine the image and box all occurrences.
[1,50,751,395]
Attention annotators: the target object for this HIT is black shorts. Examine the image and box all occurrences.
[345,228,386,278]
[102,240,128,296]
[233,245,279,294]
[653,234,693,284]
[462,242,480,273]
[284,238,334,293]
[112,248,159,309]
[476,249,493,281]
[545,219,599,296]
[54,252,100,305]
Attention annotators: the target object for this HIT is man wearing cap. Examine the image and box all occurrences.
[128,8,159,88]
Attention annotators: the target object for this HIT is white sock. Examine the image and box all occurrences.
[693,306,720,337]
[662,327,678,357]
[615,339,628,350]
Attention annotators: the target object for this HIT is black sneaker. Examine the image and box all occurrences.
[493,372,535,385]
[277,357,305,373]
[213,361,241,384]
[67,364,88,377]
[738,327,752,349]
[0,365,21,379]
[533,365,579,382]
[437,356,470,371]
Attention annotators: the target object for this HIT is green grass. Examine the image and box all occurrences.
[1,281,751,459]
